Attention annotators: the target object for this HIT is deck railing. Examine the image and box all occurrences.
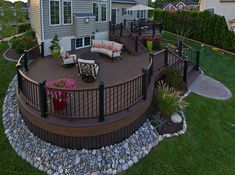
[17,47,153,121]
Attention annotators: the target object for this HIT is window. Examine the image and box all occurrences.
[84,37,91,46]
[92,2,99,22]
[101,3,107,22]
[50,0,60,25]
[63,1,72,24]
[122,8,128,15]
[137,10,144,19]
[76,37,91,48]
[76,38,83,48]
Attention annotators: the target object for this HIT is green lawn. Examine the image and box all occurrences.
[1,32,235,175]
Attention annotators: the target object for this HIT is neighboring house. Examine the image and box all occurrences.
[163,0,199,12]
[111,0,148,24]
[199,0,235,32]
[29,0,111,56]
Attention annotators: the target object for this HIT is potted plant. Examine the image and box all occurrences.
[49,34,61,57]
[146,37,155,52]
[46,78,77,110]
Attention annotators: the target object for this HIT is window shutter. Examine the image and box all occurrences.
[71,38,75,52]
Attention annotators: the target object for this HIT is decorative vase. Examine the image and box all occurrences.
[53,99,66,110]
[146,40,153,52]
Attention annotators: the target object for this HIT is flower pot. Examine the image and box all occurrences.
[53,99,66,110]
[146,40,153,52]
[52,48,60,57]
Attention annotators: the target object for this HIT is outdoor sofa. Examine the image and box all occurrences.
[91,40,123,60]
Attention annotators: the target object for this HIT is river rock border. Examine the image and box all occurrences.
[2,76,188,175]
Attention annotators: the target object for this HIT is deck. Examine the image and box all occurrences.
[27,48,152,89]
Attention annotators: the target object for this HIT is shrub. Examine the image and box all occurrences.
[154,10,235,52]
[162,68,186,90]
[18,23,31,33]
[155,81,188,117]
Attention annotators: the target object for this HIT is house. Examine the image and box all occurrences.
[111,0,148,24]
[29,0,149,56]
[199,0,235,32]
[29,0,112,56]
[163,0,199,12]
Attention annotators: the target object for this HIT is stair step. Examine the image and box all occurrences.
[187,70,201,86]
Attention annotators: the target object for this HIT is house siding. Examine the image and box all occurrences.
[74,16,96,37]
[42,0,110,40]
[112,0,148,24]
[29,0,41,40]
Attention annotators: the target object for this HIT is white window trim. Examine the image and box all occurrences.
[49,0,61,26]
[101,2,107,22]
[92,2,99,23]
[75,36,92,49]
[62,0,73,25]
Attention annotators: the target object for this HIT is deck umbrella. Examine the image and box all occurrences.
[127,4,154,11]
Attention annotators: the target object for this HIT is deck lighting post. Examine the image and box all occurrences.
[41,42,45,58]
[142,69,147,100]
[164,47,168,66]
[138,22,141,36]
[178,41,183,57]
[16,64,22,93]
[152,22,155,35]
[23,50,28,71]
[131,22,133,33]
[39,80,47,118]
[183,60,189,83]
[196,50,200,70]
[120,23,123,37]
[99,81,104,122]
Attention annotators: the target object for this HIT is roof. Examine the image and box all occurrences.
[112,0,137,4]
[163,0,198,9]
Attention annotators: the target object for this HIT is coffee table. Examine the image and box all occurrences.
[80,52,99,60]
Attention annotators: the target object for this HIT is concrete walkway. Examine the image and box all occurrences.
[189,74,232,100]
[0,33,24,42]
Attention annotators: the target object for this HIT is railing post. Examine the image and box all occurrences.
[16,64,22,93]
[124,19,126,27]
[99,81,104,122]
[196,50,200,70]
[159,22,163,33]
[41,42,44,58]
[164,47,168,66]
[112,23,115,35]
[131,22,133,33]
[23,50,28,71]
[183,60,189,83]
[39,80,47,118]
[152,22,155,35]
[149,53,154,76]
[138,22,141,36]
[120,23,123,37]
[135,35,139,52]
[142,69,147,100]
[178,41,182,57]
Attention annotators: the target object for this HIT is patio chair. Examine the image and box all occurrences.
[60,47,76,67]
[77,59,100,82]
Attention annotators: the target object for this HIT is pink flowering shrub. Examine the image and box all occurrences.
[46,78,77,102]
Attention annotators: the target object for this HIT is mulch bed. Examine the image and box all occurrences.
[5,48,22,60]
[145,102,183,135]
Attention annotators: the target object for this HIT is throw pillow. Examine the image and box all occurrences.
[65,51,70,58]
[103,44,110,49]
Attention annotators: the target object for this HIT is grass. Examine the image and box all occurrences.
[0,32,235,174]
[0,27,18,38]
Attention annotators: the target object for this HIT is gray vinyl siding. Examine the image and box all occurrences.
[112,0,148,24]
[29,0,41,39]
[74,17,96,37]
[42,0,110,40]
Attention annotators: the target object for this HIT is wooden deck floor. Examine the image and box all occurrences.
[27,48,163,89]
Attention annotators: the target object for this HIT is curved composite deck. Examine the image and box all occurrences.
[17,49,166,149]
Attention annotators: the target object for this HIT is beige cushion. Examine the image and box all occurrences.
[113,42,123,51]
[60,47,66,58]
[77,58,95,64]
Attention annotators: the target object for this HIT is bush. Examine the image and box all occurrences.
[155,10,235,52]
[18,23,31,33]
[155,81,188,116]
[11,34,36,54]
[163,68,182,89]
